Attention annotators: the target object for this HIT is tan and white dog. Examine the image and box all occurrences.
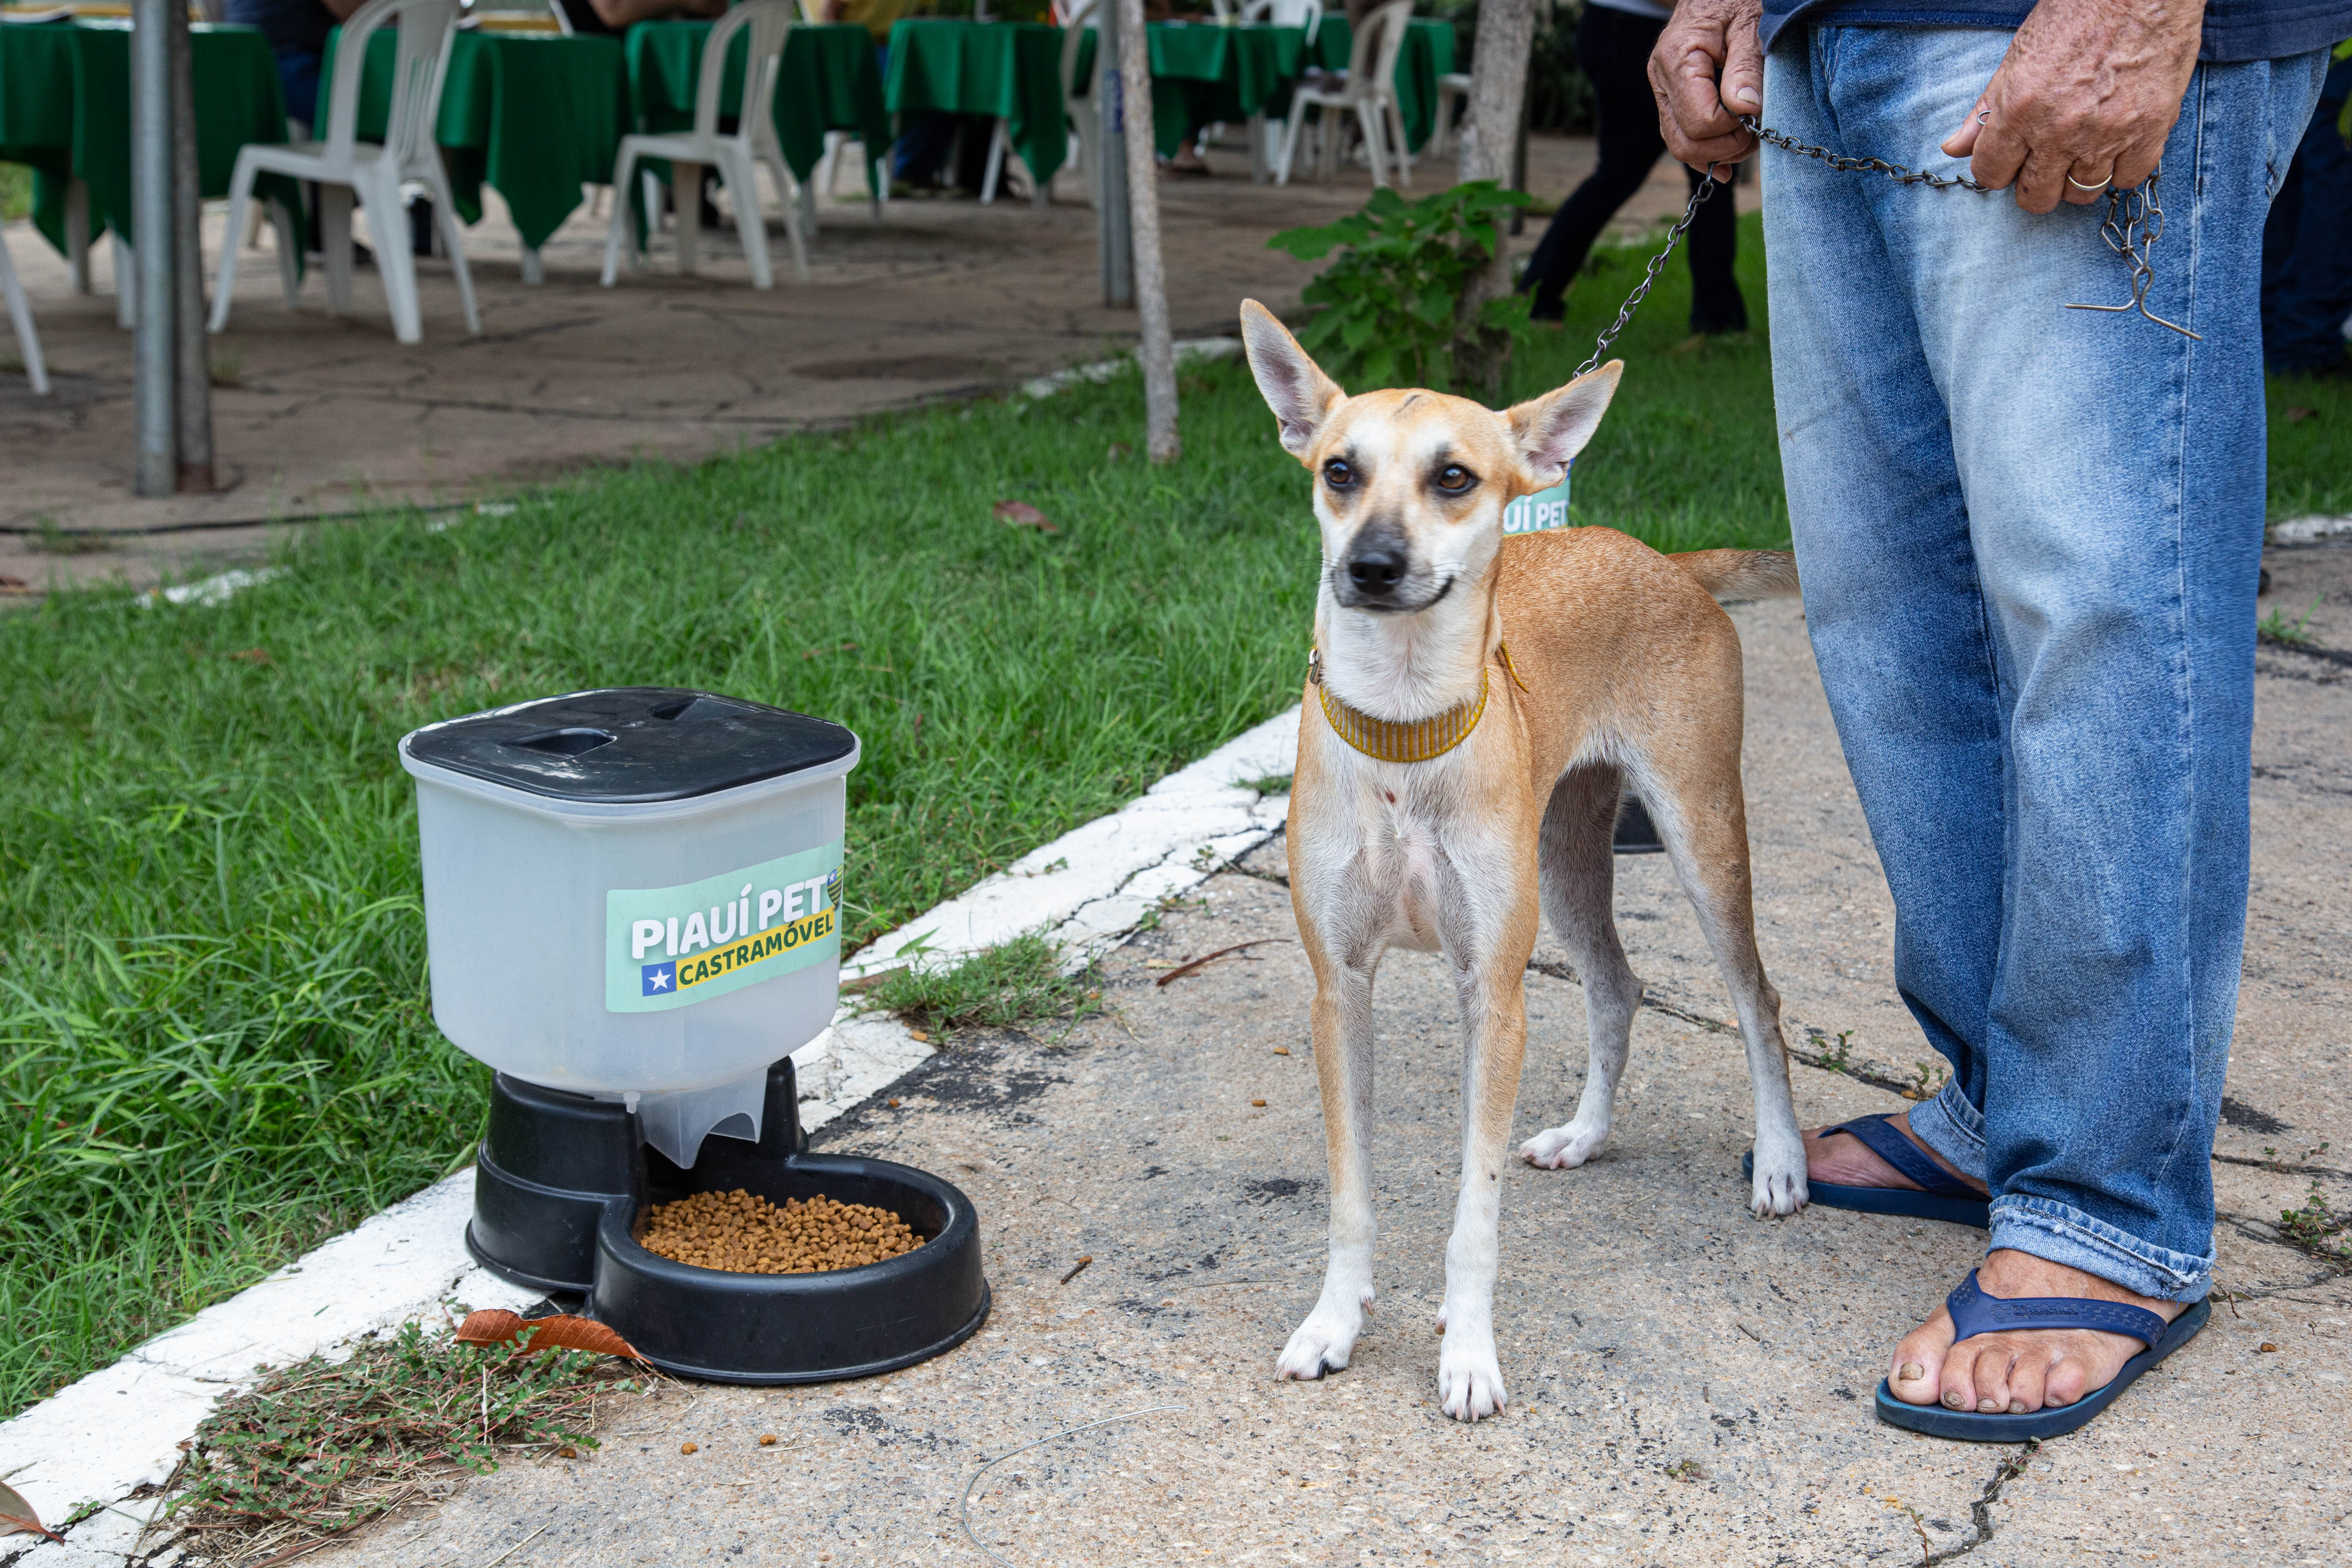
[1238,299,1809,1423]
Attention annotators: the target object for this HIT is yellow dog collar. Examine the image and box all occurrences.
[1309,645,1526,764]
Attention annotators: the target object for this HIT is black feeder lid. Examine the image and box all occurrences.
[404,688,855,805]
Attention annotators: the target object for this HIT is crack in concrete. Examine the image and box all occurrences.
[1923,1442,2037,1564]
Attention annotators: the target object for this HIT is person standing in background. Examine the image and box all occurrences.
[2261,48,2352,377]
[1516,0,1748,336]
[224,0,364,128]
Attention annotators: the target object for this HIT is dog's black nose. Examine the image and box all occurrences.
[1346,542,1408,595]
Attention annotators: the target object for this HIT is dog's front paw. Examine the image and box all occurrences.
[1276,1305,1363,1381]
[1436,1335,1507,1422]
[1749,1139,1808,1218]
[1519,1119,1609,1170]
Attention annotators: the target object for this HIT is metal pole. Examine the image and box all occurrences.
[170,2,213,492]
[1096,0,1132,308]
[1114,0,1176,462]
[130,0,176,497]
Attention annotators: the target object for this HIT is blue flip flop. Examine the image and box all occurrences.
[1745,1112,1990,1227]
[1875,1269,2210,1441]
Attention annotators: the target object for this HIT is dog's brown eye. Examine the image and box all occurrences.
[1436,464,1474,493]
[1323,459,1354,488]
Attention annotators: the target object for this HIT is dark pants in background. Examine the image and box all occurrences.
[1517,4,1746,335]
[2261,60,2352,375]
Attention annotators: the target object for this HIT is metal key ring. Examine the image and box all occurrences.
[2067,172,2111,192]
[1976,109,1990,126]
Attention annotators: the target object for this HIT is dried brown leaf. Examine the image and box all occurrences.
[0,1480,63,1542]
[454,1310,644,1361]
[992,500,1059,532]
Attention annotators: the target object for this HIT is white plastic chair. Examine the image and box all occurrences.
[1276,0,1411,189]
[602,0,808,287]
[210,0,477,344]
[545,0,574,33]
[0,227,51,395]
[1430,67,1468,157]
[1056,0,1102,206]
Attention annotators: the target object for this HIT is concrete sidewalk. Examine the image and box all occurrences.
[282,569,2349,1568]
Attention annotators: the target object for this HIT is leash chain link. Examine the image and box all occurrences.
[1575,114,2199,375]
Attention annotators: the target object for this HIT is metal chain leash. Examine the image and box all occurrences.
[1576,114,2198,376]
[1574,174,1722,378]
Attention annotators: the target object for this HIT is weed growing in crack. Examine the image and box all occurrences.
[861,934,1105,1042]
[2256,597,2322,648]
[2276,1179,2352,1272]
[1909,1060,1949,1101]
[163,1321,642,1564]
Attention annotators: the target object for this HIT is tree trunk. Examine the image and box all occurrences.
[1115,0,1179,462]
[1454,0,1538,394]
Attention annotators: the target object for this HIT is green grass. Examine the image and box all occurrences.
[0,161,31,224]
[4,209,2336,1422]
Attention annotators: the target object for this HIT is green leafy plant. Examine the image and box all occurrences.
[1267,181,1536,393]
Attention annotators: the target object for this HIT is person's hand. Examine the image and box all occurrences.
[1648,0,1764,177]
[688,0,729,18]
[1940,0,2205,212]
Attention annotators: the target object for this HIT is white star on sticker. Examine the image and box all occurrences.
[650,970,671,990]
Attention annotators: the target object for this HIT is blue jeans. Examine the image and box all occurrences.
[1762,25,2323,1305]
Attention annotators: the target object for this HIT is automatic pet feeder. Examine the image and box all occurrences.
[399,687,989,1382]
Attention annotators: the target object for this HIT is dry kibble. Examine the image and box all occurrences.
[680,1442,698,1454]
[639,1189,925,1275]
[1250,1099,1267,1107]
[758,1434,778,1447]
[1272,1047,1290,1056]
[2259,1342,2280,1352]
[556,1445,577,1459]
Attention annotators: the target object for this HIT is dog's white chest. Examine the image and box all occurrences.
[1364,793,1448,951]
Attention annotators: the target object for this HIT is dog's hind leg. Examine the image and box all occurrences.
[1631,733,1808,1218]
[1520,762,1643,1171]
[1277,952,1379,1382]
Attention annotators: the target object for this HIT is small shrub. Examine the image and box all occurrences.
[1267,181,1535,393]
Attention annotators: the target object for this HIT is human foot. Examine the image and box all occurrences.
[1806,1108,1987,1195]
[1886,1249,2189,1414]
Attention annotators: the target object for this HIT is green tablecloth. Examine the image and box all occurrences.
[627,20,892,192]
[0,20,294,255]
[884,18,1066,187]
[1308,15,1454,152]
[1067,16,1453,163]
[321,27,630,252]
[1072,22,1307,158]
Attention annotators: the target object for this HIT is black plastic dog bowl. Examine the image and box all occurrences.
[467,1060,989,1383]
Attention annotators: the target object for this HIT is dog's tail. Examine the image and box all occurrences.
[1670,548,1801,603]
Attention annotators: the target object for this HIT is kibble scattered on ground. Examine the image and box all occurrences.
[637,1190,923,1274]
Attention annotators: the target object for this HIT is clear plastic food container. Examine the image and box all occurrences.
[400,688,858,1165]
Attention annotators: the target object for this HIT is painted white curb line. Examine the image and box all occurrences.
[0,705,1300,1564]
[2270,513,2352,544]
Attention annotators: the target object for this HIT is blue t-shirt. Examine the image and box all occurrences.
[223,0,337,58]
[1761,1,2352,63]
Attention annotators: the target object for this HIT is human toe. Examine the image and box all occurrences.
[1887,1309,1954,1407]
[2006,1350,2050,1414]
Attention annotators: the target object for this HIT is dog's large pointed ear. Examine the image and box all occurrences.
[1239,299,1345,461]
[1506,360,1623,490]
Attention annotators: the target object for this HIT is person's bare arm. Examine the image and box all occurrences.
[322,0,366,20]
[1940,0,2205,211]
[1648,0,1764,175]
[587,0,727,27]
